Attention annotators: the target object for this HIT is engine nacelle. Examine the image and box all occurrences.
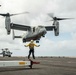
[5,17,11,35]
[54,22,59,36]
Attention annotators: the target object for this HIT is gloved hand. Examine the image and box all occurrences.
[38,45,40,47]
[24,45,27,47]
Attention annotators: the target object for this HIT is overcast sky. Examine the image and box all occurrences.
[0,0,76,57]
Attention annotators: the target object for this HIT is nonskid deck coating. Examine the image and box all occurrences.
[0,57,76,75]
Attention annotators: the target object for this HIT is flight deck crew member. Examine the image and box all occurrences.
[25,40,40,59]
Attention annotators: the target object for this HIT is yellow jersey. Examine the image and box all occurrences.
[25,43,38,49]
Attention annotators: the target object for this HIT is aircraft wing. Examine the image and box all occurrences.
[45,26,54,31]
[10,23,31,31]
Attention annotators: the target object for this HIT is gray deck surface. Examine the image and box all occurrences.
[0,57,76,75]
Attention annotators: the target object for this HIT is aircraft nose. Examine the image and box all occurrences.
[40,28,47,36]
[41,28,47,33]
[43,30,47,34]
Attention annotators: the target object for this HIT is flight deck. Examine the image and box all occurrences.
[0,57,76,75]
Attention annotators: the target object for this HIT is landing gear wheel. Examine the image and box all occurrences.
[8,55,11,57]
[36,40,39,43]
[23,39,26,43]
[7,31,10,35]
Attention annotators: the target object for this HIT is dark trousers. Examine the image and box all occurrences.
[28,48,35,59]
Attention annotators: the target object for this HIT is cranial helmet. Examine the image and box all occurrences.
[30,40,34,43]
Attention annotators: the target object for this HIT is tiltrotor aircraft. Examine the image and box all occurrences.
[0,12,72,43]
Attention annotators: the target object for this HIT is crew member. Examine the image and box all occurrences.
[25,40,40,59]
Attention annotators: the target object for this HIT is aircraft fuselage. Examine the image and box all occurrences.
[23,26,47,42]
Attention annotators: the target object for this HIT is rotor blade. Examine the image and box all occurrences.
[48,13,54,18]
[56,18,74,21]
[10,12,29,16]
[0,13,7,16]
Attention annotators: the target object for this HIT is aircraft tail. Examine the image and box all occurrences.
[12,29,22,40]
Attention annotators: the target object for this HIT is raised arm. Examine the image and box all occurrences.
[34,44,40,47]
[24,44,29,47]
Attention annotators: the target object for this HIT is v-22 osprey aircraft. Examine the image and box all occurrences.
[0,12,71,43]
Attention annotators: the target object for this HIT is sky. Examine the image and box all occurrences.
[0,0,76,57]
